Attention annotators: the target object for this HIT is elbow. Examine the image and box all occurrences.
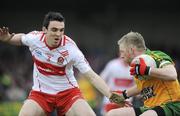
[171,69,178,80]
[163,66,178,81]
[170,73,177,81]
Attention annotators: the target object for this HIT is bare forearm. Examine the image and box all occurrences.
[126,85,140,97]
[7,33,24,46]
[82,70,111,98]
[0,27,24,46]
[149,65,177,81]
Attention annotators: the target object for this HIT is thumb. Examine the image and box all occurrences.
[130,62,135,67]
[139,58,146,65]
[8,33,15,40]
[5,33,15,42]
[11,33,15,37]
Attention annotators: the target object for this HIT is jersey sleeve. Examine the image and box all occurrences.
[146,50,174,68]
[72,45,92,74]
[21,31,38,47]
[159,60,172,68]
[154,51,173,68]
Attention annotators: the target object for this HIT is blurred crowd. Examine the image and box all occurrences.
[0,11,180,115]
[1,1,180,115]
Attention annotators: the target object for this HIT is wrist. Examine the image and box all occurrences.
[122,90,129,99]
[4,34,14,43]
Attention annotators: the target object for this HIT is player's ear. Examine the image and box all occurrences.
[129,46,137,58]
[42,27,47,34]
[130,47,135,55]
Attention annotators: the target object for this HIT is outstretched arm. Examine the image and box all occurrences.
[82,69,131,105]
[149,64,177,81]
[0,27,25,46]
[82,69,112,98]
[126,85,140,97]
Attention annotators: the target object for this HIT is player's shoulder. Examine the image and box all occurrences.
[26,31,44,40]
[107,58,121,66]
[109,58,119,63]
[63,35,79,51]
[151,50,167,56]
[147,50,173,68]
[28,31,44,36]
[151,50,172,61]
[64,35,76,45]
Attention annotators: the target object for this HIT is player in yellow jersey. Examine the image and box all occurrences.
[106,32,180,116]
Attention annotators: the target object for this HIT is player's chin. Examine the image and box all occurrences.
[54,41,60,45]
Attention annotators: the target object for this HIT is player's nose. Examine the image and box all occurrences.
[56,31,61,36]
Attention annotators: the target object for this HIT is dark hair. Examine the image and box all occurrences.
[42,11,65,28]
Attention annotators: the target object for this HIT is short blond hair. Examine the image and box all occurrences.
[118,31,146,50]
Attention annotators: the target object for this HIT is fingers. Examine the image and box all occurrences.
[109,92,125,104]
[10,33,15,37]
[130,62,135,67]
[139,58,146,65]
[130,58,146,76]
[3,27,9,34]
[130,62,135,75]
[0,27,9,35]
[0,27,14,42]
[130,62,136,75]
[130,67,135,75]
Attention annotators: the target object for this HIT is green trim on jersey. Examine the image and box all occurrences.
[145,49,173,68]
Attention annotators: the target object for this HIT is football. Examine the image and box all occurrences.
[131,54,157,68]
[131,54,157,80]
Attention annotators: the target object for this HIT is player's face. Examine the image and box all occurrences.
[44,21,65,47]
[119,44,133,65]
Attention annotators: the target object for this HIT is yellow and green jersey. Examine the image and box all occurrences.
[134,49,180,107]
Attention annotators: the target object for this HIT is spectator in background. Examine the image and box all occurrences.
[99,53,135,115]
[0,67,12,101]
[174,58,180,81]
